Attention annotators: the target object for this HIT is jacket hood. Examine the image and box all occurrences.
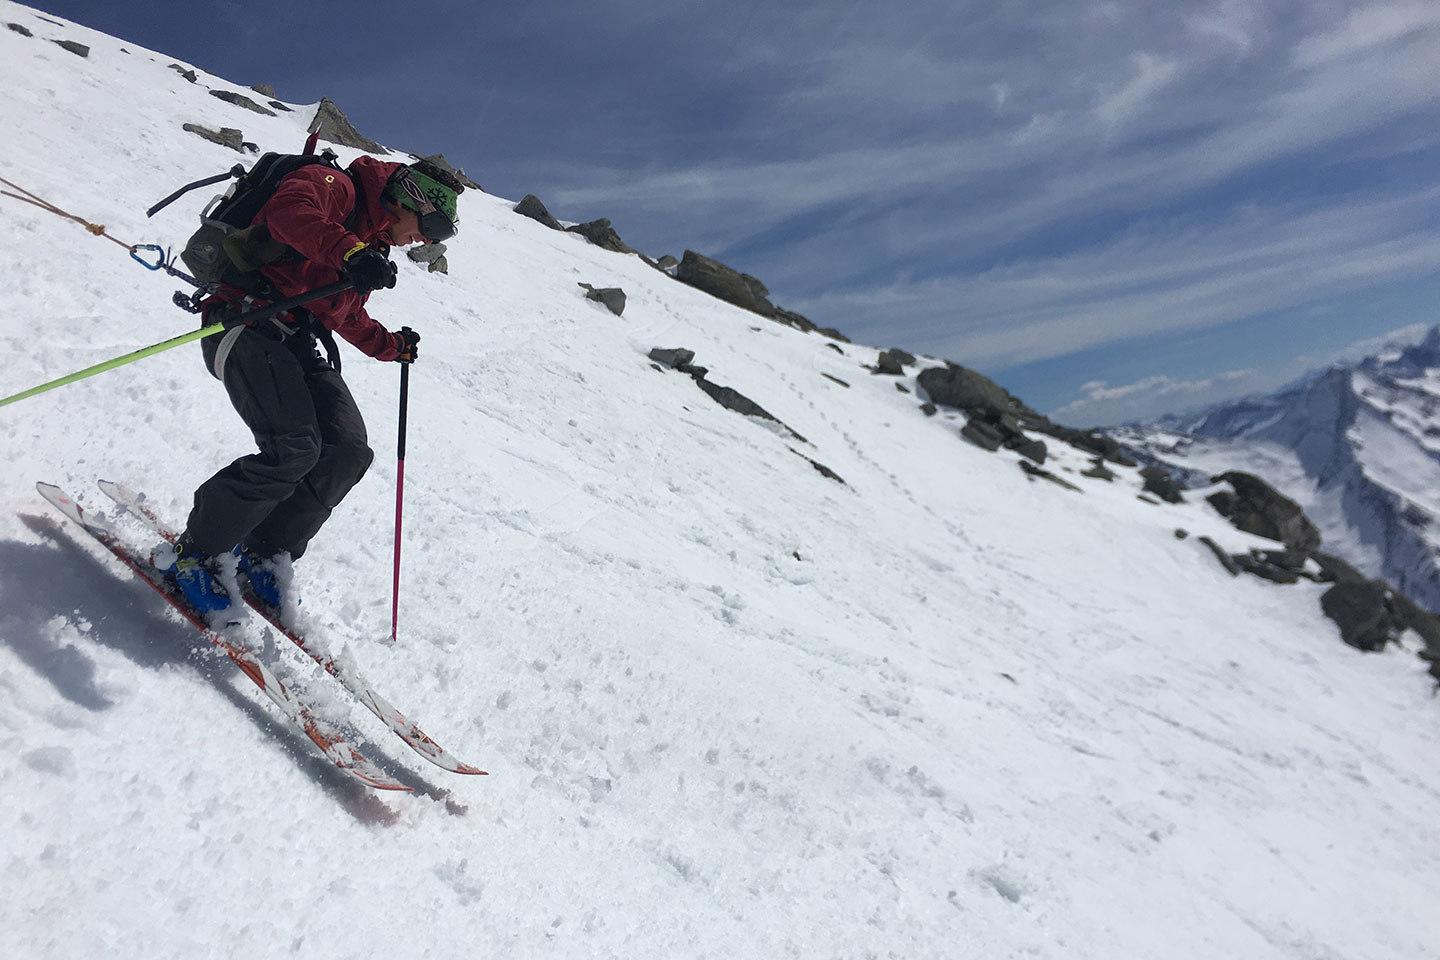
[346,155,407,242]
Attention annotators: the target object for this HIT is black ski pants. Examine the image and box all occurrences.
[186,325,374,561]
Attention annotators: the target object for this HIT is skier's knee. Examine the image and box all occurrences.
[311,440,374,508]
[262,430,323,483]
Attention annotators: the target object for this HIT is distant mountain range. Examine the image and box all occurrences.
[1111,326,1440,612]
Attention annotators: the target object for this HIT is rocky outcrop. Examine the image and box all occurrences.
[209,89,275,116]
[1140,466,1185,504]
[676,251,776,317]
[567,219,634,254]
[579,283,626,316]
[182,123,243,151]
[650,346,804,442]
[1209,472,1322,552]
[411,153,482,191]
[514,194,564,231]
[407,242,449,274]
[309,98,389,155]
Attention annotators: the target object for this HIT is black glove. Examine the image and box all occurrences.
[343,247,397,294]
[392,327,420,364]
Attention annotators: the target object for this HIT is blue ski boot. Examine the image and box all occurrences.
[152,539,237,624]
[234,543,295,614]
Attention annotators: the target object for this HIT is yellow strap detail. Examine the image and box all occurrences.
[342,241,368,262]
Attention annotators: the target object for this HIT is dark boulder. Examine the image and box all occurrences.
[1321,580,1403,652]
[916,365,1012,418]
[209,90,276,116]
[567,219,634,254]
[579,283,626,316]
[676,251,776,317]
[514,194,564,231]
[8,22,33,36]
[649,348,696,370]
[182,124,244,152]
[1234,553,1302,584]
[876,349,916,376]
[309,97,389,154]
[1211,472,1322,552]
[1140,466,1185,504]
[1199,537,1242,576]
[410,153,482,191]
[961,419,1005,451]
[53,39,88,57]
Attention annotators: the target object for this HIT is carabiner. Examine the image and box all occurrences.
[130,243,167,271]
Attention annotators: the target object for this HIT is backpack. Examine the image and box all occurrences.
[149,148,358,294]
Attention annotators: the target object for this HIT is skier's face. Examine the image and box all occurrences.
[387,205,428,247]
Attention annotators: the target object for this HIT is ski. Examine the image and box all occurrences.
[37,483,411,792]
[96,479,486,777]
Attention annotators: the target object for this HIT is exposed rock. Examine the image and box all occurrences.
[920,403,937,417]
[407,242,446,265]
[896,383,910,394]
[1140,466,1185,504]
[822,374,850,388]
[1311,551,1366,584]
[182,123,244,152]
[209,90,276,116]
[654,254,678,272]
[579,283,626,316]
[514,194,564,231]
[52,39,88,57]
[676,250,776,317]
[309,97,389,154]
[1321,580,1403,652]
[1199,536,1242,576]
[1019,461,1082,492]
[1039,424,1136,465]
[1010,438,1048,465]
[814,325,851,343]
[7,22,33,36]
[1389,591,1440,663]
[875,349,914,376]
[961,419,1005,451]
[250,83,277,98]
[1211,471,1322,552]
[1175,529,1190,540]
[168,63,198,83]
[407,242,448,274]
[649,348,696,370]
[917,365,1013,418]
[1234,553,1302,585]
[410,153,482,191]
[773,306,816,333]
[1081,459,1116,482]
[790,448,846,485]
[567,219,634,254]
[268,101,293,113]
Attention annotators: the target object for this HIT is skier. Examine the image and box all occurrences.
[154,155,463,620]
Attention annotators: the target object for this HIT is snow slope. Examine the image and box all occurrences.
[2,4,1438,958]
[1114,328,1440,611]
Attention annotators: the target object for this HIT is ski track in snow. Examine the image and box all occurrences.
[1,4,1439,958]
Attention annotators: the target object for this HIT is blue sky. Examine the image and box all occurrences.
[27,0,1440,425]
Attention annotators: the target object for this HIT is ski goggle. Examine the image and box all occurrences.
[391,169,458,243]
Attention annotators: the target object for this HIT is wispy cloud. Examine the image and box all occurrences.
[1051,322,1434,425]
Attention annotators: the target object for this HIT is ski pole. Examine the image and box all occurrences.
[391,328,413,642]
[0,279,356,409]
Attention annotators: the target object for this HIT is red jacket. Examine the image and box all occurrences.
[223,155,406,361]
